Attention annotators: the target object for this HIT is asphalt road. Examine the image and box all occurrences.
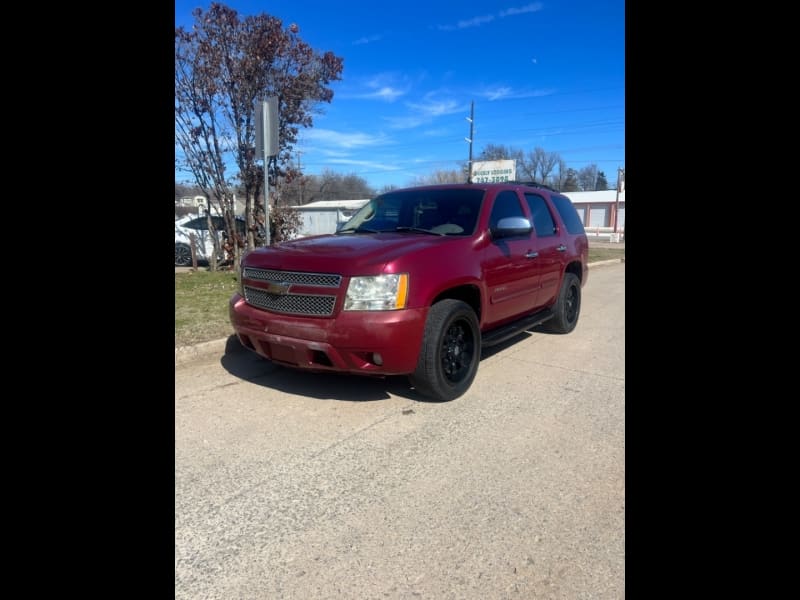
[175,262,625,599]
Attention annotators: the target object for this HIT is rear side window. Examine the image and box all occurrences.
[524,193,557,237]
[551,195,586,235]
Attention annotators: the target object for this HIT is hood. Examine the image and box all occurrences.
[244,233,454,275]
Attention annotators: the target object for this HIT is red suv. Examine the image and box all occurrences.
[229,182,588,401]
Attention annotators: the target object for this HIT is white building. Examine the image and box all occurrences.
[564,190,625,239]
[290,199,371,237]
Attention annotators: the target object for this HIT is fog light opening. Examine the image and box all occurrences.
[311,350,333,367]
[372,352,383,366]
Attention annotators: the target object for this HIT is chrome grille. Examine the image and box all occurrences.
[244,285,336,316]
[243,268,341,288]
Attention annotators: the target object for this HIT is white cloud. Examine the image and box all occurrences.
[485,86,513,101]
[339,74,409,102]
[422,128,451,138]
[304,129,391,149]
[325,157,404,172]
[353,34,382,46]
[380,91,464,130]
[479,86,556,101]
[384,115,427,130]
[499,3,544,17]
[456,14,495,29]
[406,97,463,118]
[438,3,543,31]
[366,86,406,101]
[438,14,494,31]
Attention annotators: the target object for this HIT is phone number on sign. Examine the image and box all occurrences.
[473,175,511,183]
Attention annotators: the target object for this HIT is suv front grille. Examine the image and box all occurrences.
[243,268,341,288]
[243,286,336,316]
[242,268,342,316]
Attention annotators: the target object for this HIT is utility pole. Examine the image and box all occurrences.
[465,101,474,183]
[613,166,624,234]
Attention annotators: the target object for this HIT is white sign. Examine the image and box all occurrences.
[471,159,516,183]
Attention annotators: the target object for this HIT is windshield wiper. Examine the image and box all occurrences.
[338,226,381,234]
[394,227,444,236]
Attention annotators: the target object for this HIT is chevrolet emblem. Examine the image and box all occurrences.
[265,281,291,295]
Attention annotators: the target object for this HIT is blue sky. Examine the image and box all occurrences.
[175,0,625,191]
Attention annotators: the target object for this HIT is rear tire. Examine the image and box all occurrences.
[175,243,192,267]
[409,299,480,402]
[545,272,581,333]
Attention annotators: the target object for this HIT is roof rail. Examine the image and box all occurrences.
[510,180,560,193]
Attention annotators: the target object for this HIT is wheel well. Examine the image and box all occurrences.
[432,285,481,321]
[566,260,583,282]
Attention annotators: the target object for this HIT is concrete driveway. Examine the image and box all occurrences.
[175,262,625,599]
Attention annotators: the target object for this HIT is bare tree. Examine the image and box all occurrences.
[286,170,374,204]
[409,169,464,186]
[551,158,568,190]
[175,2,343,270]
[478,144,524,163]
[536,148,560,183]
[577,164,599,191]
[562,168,580,192]
[518,147,560,184]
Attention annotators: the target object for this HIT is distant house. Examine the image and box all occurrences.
[290,199,371,237]
[563,190,625,237]
[174,195,247,217]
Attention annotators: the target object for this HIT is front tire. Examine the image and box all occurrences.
[409,299,480,402]
[175,243,192,267]
[545,272,581,333]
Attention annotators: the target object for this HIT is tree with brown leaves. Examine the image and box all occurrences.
[175,2,343,269]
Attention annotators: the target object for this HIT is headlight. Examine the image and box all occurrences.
[344,274,408,311]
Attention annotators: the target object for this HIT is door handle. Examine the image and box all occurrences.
[525,251,539,258]
[556,244,566,252]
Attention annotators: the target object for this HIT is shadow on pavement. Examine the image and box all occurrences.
[219,335,424,402]
[219,324,550,401]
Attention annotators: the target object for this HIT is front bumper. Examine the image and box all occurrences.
[229,293,428,376]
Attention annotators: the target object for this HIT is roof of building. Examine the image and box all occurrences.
[290,199,371,211]
[563,190,625,204]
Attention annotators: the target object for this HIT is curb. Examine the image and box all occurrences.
[175,337,233,366]
[175,259,624,366]
[588,258,625,268]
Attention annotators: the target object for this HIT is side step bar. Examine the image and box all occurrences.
[481,308,554,348]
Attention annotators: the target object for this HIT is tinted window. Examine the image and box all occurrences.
[524,193,557,237]
[340,188,484,235]
[489,191,525,229]
[183,218,208,230]
[551,195,586,235]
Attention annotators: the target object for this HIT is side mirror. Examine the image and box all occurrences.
[492,217,532,239]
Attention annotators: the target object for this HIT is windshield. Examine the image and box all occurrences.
[337,188,484,235]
